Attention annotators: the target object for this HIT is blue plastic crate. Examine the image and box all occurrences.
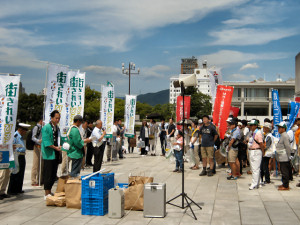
[81,173,114,199]
[115,183,129,189]
[81,197,108,216]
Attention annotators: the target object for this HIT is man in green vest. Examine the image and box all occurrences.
[67,115,92,178]
[41,110,61,199]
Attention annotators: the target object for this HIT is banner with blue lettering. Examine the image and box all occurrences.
[272,89,283,138]
[287,101,300,131]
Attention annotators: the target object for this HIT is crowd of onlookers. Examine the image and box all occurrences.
[1,110,299,201]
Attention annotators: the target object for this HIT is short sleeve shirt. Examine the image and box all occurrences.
[168,124,176,137]
[249,129,263,149]
[200,124,217,147]
[230,128,240,150]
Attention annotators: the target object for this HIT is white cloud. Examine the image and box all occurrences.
[0,0,248,51]
[81,65,121,75]
[227,73,256,81]
[240,63,259,71]
[209,28,298,46]
[0,47,44,69]
[223,1,290,27]
[200,50,290,66]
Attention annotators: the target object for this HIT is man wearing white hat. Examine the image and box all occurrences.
[248,119,264,190]
[276,121,292,190]
[7,122,31,195]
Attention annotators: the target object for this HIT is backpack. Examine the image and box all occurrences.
[26,126,41,150]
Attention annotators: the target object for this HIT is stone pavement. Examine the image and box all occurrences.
[1,148,300,225]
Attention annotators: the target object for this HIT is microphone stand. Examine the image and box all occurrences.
[166,81,202,220]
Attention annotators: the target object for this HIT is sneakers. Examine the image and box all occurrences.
[199,169,207,176]
[44,194,52,200]
[227,175,237,180]
[173,169,179,172]
[207,169,213,177]
[249,185,257,190]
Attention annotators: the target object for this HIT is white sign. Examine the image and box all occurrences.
[124,95,136,138]
[100,82,114,138]
[0,75,20,169]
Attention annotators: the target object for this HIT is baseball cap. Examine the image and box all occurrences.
[263,122,272,129]
[248,119,258,126]
[276,121,287,129]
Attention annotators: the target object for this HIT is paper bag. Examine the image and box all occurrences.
[124,181,144,211]
[128,176,153,185]
[215,150,226,165]
[46,196,66,207]
[56,176,69,193]
[65,179,81,209]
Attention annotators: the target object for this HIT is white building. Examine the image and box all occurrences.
[169,64,211,104]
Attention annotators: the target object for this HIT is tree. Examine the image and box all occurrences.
[17,93,44,123]
[84,86,101,121]
[185,87,212,118]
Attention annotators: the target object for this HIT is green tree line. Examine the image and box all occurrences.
[17,86,211,123]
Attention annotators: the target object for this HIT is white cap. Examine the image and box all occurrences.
[263,122,272,129]
[18,123,31,129]
[238,122,242,126]
[226,118,232,122]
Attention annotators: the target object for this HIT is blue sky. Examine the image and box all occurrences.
[0,0,299,96]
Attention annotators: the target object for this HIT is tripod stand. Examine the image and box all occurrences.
[166,82,202,220]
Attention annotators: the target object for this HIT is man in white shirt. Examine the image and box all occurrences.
[91,120,106,172]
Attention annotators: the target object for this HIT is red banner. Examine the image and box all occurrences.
[230,106,240,117]
[212,85,234,139]
[176,96,191,130]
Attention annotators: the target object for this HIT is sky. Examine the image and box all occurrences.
[0,0,300,97]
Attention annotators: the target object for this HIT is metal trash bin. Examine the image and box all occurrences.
[108,188,125,218]
[144,183,166,218]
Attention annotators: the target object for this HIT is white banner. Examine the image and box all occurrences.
[68,71,85,127]
[208,67,223,108]
[124,95,136,138]
[44,64,69,136]
[100,82,114,138]
[0,75,20,169]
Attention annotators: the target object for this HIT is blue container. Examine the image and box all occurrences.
[115,183,129,189]
[81,197,108,216]
[81,173,114,199]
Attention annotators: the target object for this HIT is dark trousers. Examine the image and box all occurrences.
[86,143,94,165]
[8,155,26,194]
[280,161,290,188]
[160,135,166,155]
[174,149,184,169]
[238,146,247,174]
[70,158,83,177]
[93,143,105,172]
[141,138,149,155]
[128,146,134,153]
[43,158,59,190]
[260,157,271,183]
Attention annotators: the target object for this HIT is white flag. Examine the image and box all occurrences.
[101,82,114,138]
[124,95,136,138]
[44,64,69,136]
[0,74,20,169]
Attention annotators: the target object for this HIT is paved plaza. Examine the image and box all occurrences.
[1,147,300,225]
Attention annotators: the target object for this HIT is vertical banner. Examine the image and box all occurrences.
[44,64,69,136]
[287,102,300,131]
[176,96,191,130]
[124,95,136,138]
[272,89,283,138]
[230,106,240,117]
[0,75,20,169]
[212,85,234,139]
[101,82,114,138]
[69,71,85,128]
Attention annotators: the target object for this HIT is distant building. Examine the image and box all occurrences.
[225,78,295,120]
[170,61,210,104]
[19,82,25,94]
[181,56,198,74]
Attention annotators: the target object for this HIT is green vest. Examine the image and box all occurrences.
[41,123,60,160]
[67,127,84,159]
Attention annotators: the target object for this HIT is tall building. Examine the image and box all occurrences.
[170,61,210,104]
[181,56,198,74]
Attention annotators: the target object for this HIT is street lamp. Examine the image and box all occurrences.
[122,62,140,95]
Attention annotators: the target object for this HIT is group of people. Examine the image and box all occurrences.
[167,114,300,191]
[0,110,130,200]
